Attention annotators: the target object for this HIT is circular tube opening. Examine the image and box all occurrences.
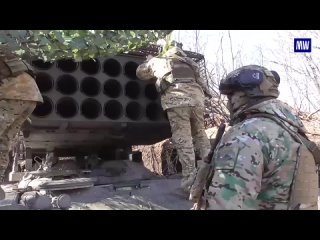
[145,84,158,100]
[32,60,53,70]
[146,103,163,121]
[32,96,53,118]
[104,100,123,120]
[56,97,78,118]
[35,72,54,93]
[124,61,138,79]
[125,81,140,99]
[126,102,142,120]
[81,77,101,97]
[57,59,78,72]
[80,58,100,75]
[81,98,102,119]
[56,75,78,95]
[103,59,121,77]
[104,79,122,98]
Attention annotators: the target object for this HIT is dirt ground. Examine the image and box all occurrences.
[1,179,318,210]
[0,160,193,210]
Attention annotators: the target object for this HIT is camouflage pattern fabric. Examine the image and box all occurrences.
[0,99,36,181]
[167,106,210,191]
[163,48,211,97]
[0,72,43,102]
[160,82,205,110]
[207,99,317,210]
[136,53,211,191]
[136,56,210,110]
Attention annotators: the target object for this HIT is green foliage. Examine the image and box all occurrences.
[0,30,172,62]
[158,34,174,57]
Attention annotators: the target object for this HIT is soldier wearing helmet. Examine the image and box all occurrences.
[0,45,43,186]
[190,65,319,210]
[136,41,212,195]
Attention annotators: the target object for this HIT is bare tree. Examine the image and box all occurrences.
[175,30,320,118]
[228,30,235,70]
[194,30,200,53]
[271,30,320,113]
[181,30,230,127]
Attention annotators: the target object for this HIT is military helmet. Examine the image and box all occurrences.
[219,65,280,98]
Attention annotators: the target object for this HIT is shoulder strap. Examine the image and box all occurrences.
[4,58,33,76]
[245,112,320,164]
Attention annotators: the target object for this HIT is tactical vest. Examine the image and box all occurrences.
[155,58,196,94]
[244,112,319,210]
[0,58,34,81]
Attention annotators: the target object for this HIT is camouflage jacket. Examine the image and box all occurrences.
[0,45,43,103]
[0,72,43,102]
[136,56,207,110]
[207,99,313,210]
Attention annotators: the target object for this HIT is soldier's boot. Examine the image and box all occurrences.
[181,178,193,193]
[181,170,197,193]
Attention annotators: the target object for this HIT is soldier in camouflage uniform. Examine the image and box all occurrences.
[136,42,212,193]
[0,45,43,187]
[191,65,319,210]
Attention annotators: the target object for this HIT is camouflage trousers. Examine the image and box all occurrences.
[0,99,36,181]
[166,106,210,192]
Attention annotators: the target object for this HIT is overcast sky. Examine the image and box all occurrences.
[171,30,319,112]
